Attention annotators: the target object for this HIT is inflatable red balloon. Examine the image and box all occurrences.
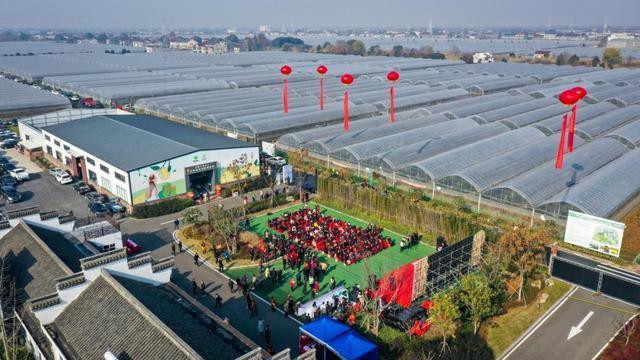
[571,87,587,99]
[280,65,292,76]
[559,90,580,106]
[341,73,354,85]
[387,71,400,82]
[316,65,327,75]
[317,65,328,110]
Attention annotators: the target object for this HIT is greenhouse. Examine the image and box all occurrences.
[0,77,70,118]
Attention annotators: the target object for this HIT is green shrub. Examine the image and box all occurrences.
[245,195,289,214]
[635,253,640,265]
[132,198,195,219]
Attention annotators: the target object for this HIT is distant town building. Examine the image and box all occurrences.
[473,52,494,64]
[259,25,271,33]
[194,42,227,55]
[132,41,145,48]
[534,50,552,59]
[169,39,199,50]
[607,33,638,48]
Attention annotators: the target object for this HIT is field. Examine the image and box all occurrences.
[226,202,434,305]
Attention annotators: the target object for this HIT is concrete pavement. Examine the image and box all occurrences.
[502,287,638,360]
[121,187,302,356]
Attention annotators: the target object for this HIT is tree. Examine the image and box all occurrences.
[568,54,580,66]
[227,158,248,217]
[591,56,601,67]
[271,37,304,48]
[207,206,240,254]
[498,223,547,303]
[392,45,404,57]
[603,48,623,69]
[459,273,496,334]
[347,40,366,56]
[182,207,202,226]
[429,290,461,352]
[96,33,108,44]
[460,53,474,64]
[225,34,240,43]
[555,52,567,65]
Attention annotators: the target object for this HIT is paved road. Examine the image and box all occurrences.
[121,187,302,356]
[502,287,638,360]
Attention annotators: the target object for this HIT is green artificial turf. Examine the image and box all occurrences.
[227,202,434,305]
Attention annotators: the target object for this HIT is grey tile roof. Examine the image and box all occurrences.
[41,114,255,172]
[0,222,72,304]
[115,275,250,360]
[25,223,86,272]
[51,272,203,360]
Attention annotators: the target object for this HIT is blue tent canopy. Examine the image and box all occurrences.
[326,330,378,360]
[300,316,351,344]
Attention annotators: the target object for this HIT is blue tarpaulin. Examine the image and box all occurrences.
[326,330,378,360]
[299,316,378,360]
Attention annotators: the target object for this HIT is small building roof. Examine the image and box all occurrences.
[41,114,255,172]
[0,222,73,304]
[49,272,204,360]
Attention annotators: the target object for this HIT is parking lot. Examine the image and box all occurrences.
[1,148,90,218]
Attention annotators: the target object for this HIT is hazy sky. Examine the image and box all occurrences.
[1,0,638,30]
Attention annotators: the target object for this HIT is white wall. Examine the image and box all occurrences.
[41,130,132,204]
[18,122,43,150]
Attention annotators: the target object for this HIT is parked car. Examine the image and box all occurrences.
[84,191,105,203]
[0,163,15,174]
[55,172,73,184]
[0,157,10,165]
[107,197,126,214]
[0,138,19,149]
[9,167,29,181]
[125,239,141,255]
[72,182,93,194]
[266,156,287,166]
[88,201,109,216]
[48,167,64,176]
[0,186,21,203]
[0,175,16,187]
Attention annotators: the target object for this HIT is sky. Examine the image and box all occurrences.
[0,0,638,30]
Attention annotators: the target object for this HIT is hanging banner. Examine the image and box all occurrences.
[564,210,625,257]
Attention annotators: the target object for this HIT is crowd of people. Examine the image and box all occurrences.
[264,205,394,266]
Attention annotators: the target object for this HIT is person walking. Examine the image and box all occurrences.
[171,242,176,255]
[264,324,272,347]
[228,278,235,293]
[289,277,296,291]
[215,294,223,308]
[192,279,197,295]
[174,218,180,230]
[257,318,265,334]
[177,240,183,253]
[218,258,225,272]
[271,297,277,312]
[200,280,206,295]
[250,299,258,317]
[330,276,336,290]
[194,253,200,266]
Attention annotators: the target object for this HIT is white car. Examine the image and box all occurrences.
[9,167,29,181]
[49,167,65,176]
[56,173,73,184]
[266,156,287,166]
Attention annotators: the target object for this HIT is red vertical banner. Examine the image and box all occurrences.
[390,86,395,123]
[556,114,568,169]
[568,105,577,152]
[343,90,349,131]
[283,79,288,113]
[320,77,324,110]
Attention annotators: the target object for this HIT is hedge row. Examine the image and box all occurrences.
[318,176,499,242]
[132,198,195,219]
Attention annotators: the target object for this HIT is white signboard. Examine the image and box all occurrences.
[564,210,625,257]
[262,141,276,156]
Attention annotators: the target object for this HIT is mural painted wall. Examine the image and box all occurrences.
[129,147,259,205]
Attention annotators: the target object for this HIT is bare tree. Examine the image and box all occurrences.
[612,313,640,347]
[0,258,24,360]
[360,259,403,335]
[207,206,240,254]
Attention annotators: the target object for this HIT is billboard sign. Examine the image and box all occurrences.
[564,210,625,257]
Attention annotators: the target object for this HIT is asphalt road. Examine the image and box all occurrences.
[502,287,638,360]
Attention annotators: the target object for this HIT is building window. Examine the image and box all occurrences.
[25,134,30,141]
[44,134,50,141]
[55,151,61,160]
[114,172,125,182]
[63,144,70,151]
[65,157,71,166]
[100,164,109,174]
[46,146,53,155]
[88,170,97,181]
[116,185,127,199]
[86,157,95,165]
[101,177,111,191]
[54,140,60,146]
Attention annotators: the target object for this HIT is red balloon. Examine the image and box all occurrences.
[571,87,587,99]
[387,71,400,82]
[341,73,354,85]
[317,65,328,75]
[559,90,580,106]
[280,65,292,76]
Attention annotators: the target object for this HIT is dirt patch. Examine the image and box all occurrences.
[622,207,640,263]
[176,228,263,268]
